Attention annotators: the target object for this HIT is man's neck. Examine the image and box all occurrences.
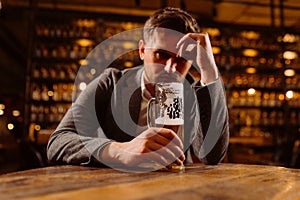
[143,74,155,97]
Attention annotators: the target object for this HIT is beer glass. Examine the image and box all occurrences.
[147,82,184,169]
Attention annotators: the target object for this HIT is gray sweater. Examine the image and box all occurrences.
[47,67,229,168]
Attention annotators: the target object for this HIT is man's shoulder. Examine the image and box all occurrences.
[96,66,143,88]
[102,66,143,77]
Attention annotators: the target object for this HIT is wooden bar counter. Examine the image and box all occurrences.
[1,163,300,200]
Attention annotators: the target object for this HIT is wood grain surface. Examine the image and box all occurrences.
[0,163,299,200]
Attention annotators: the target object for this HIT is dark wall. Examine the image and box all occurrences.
[0,6,29,174]
[0,6,28,98]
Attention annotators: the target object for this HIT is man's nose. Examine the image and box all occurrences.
[164,58,177,73]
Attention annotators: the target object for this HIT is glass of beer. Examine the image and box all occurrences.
[147,82,184,170]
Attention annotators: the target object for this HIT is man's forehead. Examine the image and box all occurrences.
[146,31,181,51]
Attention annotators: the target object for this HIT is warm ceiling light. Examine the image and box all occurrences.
[12,110,20,117]
[122,42,136,49]
[286,90,294,99]
[79,59,89,66]
[284,69,295,77]
[7,123,14,130]
[246,67,256,74]
[122,22,134,30]
[203,28,221,37]
[241,31,260,40]
[0,110,4,116]
[34,125,41,131]
[282,33,298,43]
[121,22,142,30]
[0,104,5,110]
[90,68,96,75]
[124,61,134,68]
[79,82,87,91]
[48,91,54,97]
[278,94,285,101]
[283,51,298,60]
[247,88,256,95]
[243,49,258,57]
[212,46,221,54]
[76,39,94,47]
[76,19,96,28]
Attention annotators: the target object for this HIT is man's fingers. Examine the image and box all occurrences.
[150,127,183,147]
[176,33,192,48]
[176,33,207,47]
[144,128,185,164]
[149,129,185,161]
[148,144,184,166]
[146,151,170,166]
[155,129,183,149]
[150,138,185,159]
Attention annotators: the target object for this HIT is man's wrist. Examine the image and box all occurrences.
[100,142,124,166]
[200,78,218,87]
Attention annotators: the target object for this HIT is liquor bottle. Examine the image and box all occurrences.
[41,85,49,101]
[32,84,41,101]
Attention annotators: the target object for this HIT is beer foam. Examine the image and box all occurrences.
[155,117,184,125]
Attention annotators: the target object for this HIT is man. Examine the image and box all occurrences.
[47,7,229,171]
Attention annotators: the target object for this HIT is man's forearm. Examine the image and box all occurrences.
[193,77,229,164]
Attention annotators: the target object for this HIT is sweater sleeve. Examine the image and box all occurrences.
[191,77,230,164]
[47,70,115,166]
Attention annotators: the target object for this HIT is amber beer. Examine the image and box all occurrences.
[155,118,184,143]
[162,124,180,133]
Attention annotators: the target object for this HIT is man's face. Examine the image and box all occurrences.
[139,30,192,84]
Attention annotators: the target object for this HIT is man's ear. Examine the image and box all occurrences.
[139,40,145,60]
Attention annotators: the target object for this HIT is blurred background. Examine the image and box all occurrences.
[0,0,300,174]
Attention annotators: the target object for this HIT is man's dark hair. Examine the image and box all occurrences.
[143,7,200,43]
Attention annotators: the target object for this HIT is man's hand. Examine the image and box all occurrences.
[176,32,219,85]
[101,127,185,168]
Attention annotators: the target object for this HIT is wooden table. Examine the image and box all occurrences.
[1,163,300,200]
